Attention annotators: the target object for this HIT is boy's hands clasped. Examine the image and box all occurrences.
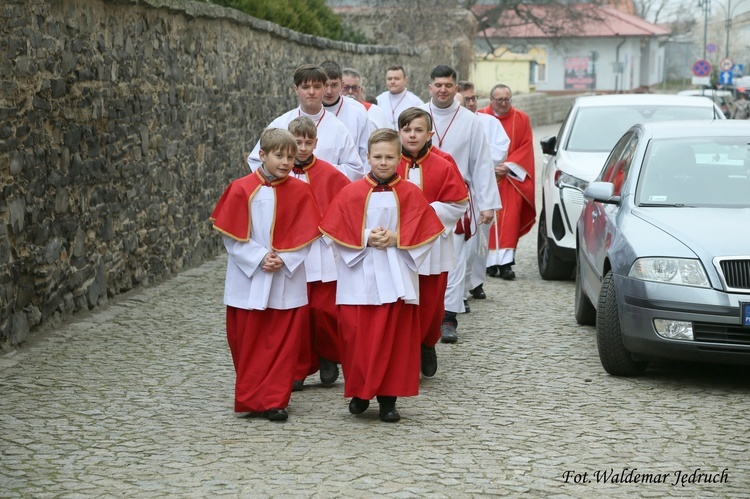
[262,250,284,273]
[367,227,397,250]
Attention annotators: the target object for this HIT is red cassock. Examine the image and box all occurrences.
[291,157,351,379]
[211,170,321,412]
[320,174,444,399]
[478,106,537,249]
[398,148,469,347]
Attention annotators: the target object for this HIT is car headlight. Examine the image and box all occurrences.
[554,170,589,191]
[628,258,710,287]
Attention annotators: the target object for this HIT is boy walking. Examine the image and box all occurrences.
[320,129,444,422]
[286,117,351,390]
[212,128,321,421]
[396,108,468,377]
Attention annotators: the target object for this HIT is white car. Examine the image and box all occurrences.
[537,94,725,280]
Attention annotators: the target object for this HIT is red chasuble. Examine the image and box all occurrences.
[320,174,445,250]
[211,169,321,251]
[478,106,537,245]
[293,156,351,216]
[397,149,468,205]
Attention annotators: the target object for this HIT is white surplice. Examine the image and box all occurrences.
[246,107,364,181]
[376,89,424,130]
[324,192,433,306]
[324,97,376,168]
[222,187,310,311]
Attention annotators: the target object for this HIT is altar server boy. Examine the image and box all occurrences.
[211,128,321,422]
[319,128,444,422]
[397,107,468,379]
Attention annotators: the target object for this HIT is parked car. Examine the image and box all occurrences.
[677,89,735,118]
[575,120,750,376]
[538,94,725,280]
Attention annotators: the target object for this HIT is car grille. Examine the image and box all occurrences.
[694,323,750,345]
[716,258,750,292]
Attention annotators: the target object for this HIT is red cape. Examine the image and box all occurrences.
[397,149,468,204]
[319,174,445,250]
[479,106,536,237]
[294,156,351,216]
[211,169,321,252]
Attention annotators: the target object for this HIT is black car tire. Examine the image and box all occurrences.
[596,270,647,376]
[574,249,596,326]
[537,207,576,281]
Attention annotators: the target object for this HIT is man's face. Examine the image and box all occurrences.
[294,135,317,163]
[490,87,513,116]
[386,69,408,94]
[399,116,433,156]
[323,78,342,105]
[429,77,458,109]
[342,75,364,102]
[294,79,324,113]
[367,140,400,181]
[458,88,477,113]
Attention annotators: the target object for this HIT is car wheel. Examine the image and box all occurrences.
[574,249,596,326]
[596,270,647,376]
[537,208,576,281]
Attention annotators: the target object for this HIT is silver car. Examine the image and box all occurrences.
[539,94,725,281]
[575,120,750,376]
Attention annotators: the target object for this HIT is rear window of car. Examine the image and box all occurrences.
[566,105,716,153]
[637,137,750,207]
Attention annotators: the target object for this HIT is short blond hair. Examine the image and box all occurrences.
[368,128,401,153]
[287,116,317,140]
[259,128,297,155]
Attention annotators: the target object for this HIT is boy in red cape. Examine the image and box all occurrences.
[396,108,468,379]
[286,117,351,391]
[211,128,321,422]
[319,128,444,422]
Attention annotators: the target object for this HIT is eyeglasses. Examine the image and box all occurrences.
[464,96,478,102]
[342,85,361,92]
[490,97,512,104]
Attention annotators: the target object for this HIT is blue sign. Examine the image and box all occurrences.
[720,70,733,85]
[707,42,717,53]
[743,302,750,327]
[733,64,744,76]
[692,59,712,77]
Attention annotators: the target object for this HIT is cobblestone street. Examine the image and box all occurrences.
[2,125,749,497]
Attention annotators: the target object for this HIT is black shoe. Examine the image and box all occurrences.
[469,284,486,299]
[420,344,438,378]
[377,397,401,422]
[264,408,288,421]
[487,265,500,277]
[348,397,370,414]
[319,357,339,385]
[292,379,304,392]
[499,265,516,280]
[463,300,471,313]
[440,322,458,344]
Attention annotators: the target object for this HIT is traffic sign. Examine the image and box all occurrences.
[733,64,744,76]
[692,59,712,77]
[719,58,734,71]
[720,70,733,85]
[707,42,717,53]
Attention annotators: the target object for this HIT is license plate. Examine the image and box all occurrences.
[743,302,750,328]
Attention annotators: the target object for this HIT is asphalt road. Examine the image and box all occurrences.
[2,123,749,497]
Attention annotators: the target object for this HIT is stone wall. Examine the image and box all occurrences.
[0,0,426,348]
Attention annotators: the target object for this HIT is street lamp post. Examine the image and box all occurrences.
[713,0,750,59]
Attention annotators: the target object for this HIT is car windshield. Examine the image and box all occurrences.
[566,106,716,153]
[637,137,750,207]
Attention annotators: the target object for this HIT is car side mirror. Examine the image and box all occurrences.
[583,181,621,204]
[540,135,557,156]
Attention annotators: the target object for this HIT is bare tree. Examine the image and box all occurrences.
[462,1,609,60]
